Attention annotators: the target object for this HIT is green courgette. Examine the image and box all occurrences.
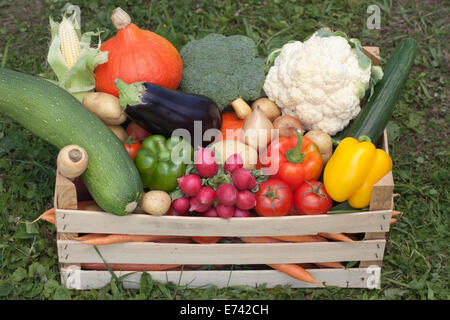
[337,38,417,143]
[0,68,143,215]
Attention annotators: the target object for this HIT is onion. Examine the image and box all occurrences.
[241,106,274,151]
[273,115,304,138]
[251,98,281,122]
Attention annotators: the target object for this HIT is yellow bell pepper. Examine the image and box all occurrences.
[323,137,392,208]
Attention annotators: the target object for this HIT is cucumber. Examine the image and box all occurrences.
[337,38,417,143]
[0,68,143,215]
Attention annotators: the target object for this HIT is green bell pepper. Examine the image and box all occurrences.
[135,135,193,192]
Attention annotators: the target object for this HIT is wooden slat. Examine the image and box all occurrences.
[60,268,381,290]
[362,46,381,66]
[57,239,385,265]
[55,209,392,236]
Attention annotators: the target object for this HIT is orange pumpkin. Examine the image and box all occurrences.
[95,7,183,97]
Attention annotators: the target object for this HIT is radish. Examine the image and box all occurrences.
[216,204,235,219]
[216,183,238,206]
[232,168,254,190]
[203,207,219,217]
[177,174,202,196]
[248,175,257,190]
[236,190,256,210]
[233,208,251,217]
[171,196,190,214]
[224,153,244,173]
[189,197,211,213]
[196,186,216,207]
[194,148,218,178]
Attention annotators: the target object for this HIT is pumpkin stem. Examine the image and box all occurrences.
[111,7,131,30]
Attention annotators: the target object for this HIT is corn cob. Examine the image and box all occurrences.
[59,17,80,70]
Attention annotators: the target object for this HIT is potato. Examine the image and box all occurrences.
[305,130,333,163]
[208,139,258,170]
[108,125,127,142]
[82,92,126,125]
[141,190,171,216]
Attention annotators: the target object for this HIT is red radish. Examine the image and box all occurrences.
[196,186,216,207]
[203,207,219,217]
[194,148,218,178]
[216,204,235,218]
[233,208,251,217]
[224,153,244,173]
[189,197,211,213]
[236,190,256,210]
[248,175,257,190]
[232,168,254,190]
[216,183,238,206]
[177,174,202,196]
[168,208,188,216]
[171,197,190,214]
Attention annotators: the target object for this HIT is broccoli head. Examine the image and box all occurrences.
[179,33,265,110]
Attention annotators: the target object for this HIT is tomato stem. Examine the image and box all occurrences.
[302,181,327,200]
[263,185,287,215]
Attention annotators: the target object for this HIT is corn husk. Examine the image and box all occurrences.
[47,12,108,102]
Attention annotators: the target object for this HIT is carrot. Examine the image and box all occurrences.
[154,238,194,243]
[240,236,283,243]
[317,232,354,242]
[390,218,398,224]
[81,263,181,271]
[268,264,323,286]
[392,210,402,217]
[271,235,328,243]
[81,234,184,245]
[30,208,56,225]
[75,233,108,241]
[314,262,345,269]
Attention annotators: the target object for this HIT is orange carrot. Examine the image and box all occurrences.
[390,218,398,224]
[317,232,354,242]
[392,210,402,217]
[30,208,56,225]
[81,234,184,245]
[314,262,345,269]
[75,233,108,241]
[271,235,328,243]
[81,263,181,271]
[268,264,323,286]
[240,236,283,243]
[155,238,194,244]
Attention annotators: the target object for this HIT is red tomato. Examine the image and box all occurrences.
[191,236,221,244]
[124,141,141,161]
[294,180,333,215]
[126,121,151,141]
[255,179,293,217]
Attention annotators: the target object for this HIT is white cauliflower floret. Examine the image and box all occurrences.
[263,32,372,135]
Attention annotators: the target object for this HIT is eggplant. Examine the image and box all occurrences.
[114,79,222,148]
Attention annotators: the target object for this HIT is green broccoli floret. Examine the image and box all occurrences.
[179,33,265,110]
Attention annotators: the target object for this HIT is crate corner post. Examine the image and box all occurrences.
[54,171,81,289]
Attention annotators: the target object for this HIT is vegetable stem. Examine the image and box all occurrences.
[285,130,305,163]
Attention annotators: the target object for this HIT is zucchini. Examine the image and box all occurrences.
[0,68,143,215]
[337,38,417,143]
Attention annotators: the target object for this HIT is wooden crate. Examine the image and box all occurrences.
[54,46,395,290]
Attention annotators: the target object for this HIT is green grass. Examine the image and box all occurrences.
[0,0,448,300]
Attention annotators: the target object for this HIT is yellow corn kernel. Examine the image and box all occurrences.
[59,17,80,70]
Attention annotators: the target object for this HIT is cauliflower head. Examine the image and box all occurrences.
[263,31,372,135]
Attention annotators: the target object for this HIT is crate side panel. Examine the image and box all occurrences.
[55,209,392,236]
[57,240,385,265]
[61,268,380,290]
